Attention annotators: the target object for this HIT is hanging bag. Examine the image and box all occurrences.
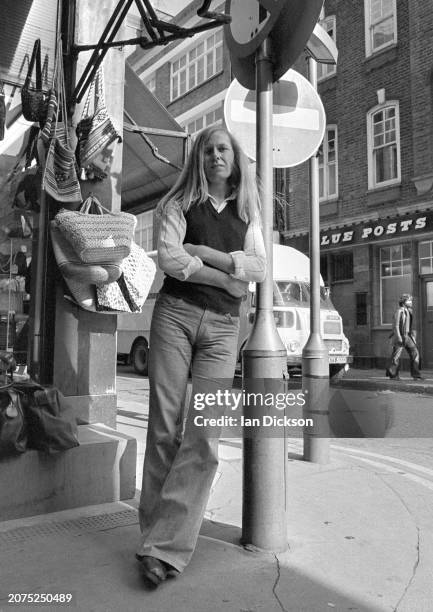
[0,80,6,141]
[0,389,28,458]
[41,39,82,203]
[96,242,156,313]
[21,39,48,123]
[54,194,136,265]
[50,222,122,284]
[76,66,122,175]
[5,125,41,213]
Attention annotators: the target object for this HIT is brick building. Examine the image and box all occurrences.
[129,0,433,370]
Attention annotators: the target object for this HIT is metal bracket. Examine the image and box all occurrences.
[71,0,231,104]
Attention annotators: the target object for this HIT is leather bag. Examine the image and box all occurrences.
[0,389,28,458]
[14,381,79,454]
[21,39,48,122]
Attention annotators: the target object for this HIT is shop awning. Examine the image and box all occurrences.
[121,61,187,214]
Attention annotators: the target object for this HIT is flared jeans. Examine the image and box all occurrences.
[387,334,421,378]
[136,293,240,572]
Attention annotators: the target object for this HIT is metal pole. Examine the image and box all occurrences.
[241,38,288,552]
[302,56,330,463]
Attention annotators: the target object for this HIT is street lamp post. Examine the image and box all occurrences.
[241,39,288,552]
[302,27,338,463]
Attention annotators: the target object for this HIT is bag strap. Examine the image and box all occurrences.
[94,67,107,113]
[81,76,96,120]
[80,195,104,215]
[24,39,42,90]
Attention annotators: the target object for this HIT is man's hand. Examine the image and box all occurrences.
[225,277,249,298]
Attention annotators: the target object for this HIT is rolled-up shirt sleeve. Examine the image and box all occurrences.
[230,219,266,282]
[157,200,203,281]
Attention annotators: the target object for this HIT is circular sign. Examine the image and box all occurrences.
[224,0,323,90]
[224,69,326,168]
[224,0,287,59]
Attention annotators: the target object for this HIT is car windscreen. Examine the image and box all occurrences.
[274,281,335,309]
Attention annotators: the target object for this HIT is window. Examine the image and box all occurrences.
[419,240,433,274]
[356,293,368,326]
[186,105,223,135]
[317,15,336,81]
[367,102,400,189]
[380,244,411,324]
[320,255,329,285]
[134,210,154,252]
[365,0,397,56]
[319,126,338,200]
[171,30,223,100]
[331,252,353,281]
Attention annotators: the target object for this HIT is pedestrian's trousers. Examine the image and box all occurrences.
[388,335,420,377]
[136,293,240,572]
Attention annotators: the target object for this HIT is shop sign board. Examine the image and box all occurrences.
[288,211,433,253]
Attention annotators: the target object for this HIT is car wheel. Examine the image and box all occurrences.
[131,339,149,376]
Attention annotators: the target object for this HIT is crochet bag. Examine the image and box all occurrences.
[96,242,156,313]
[50,222,122,284]
[54,195,136,265]
[21,39,48,122]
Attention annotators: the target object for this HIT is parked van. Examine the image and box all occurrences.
[117,244,352,378]
[238,244,351,378]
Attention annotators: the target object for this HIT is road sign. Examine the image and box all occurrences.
[224,69,326,168]
[224,0,323,90]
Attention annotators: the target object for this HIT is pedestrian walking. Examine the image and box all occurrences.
[135,125,266,586]
[386,293,423,380]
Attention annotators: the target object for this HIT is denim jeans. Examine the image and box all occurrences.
[136,293,240,572]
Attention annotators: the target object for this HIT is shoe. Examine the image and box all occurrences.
[162,561,180,579]
[386,369,400,380]
[412,375,424,380]
[137,555,167,585]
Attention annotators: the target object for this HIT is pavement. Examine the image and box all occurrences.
[1,368,433,612]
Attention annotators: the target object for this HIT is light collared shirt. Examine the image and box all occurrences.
[157,198,266,283]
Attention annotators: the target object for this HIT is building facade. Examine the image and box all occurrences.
[285,0,433,369]
[129,0,433,370]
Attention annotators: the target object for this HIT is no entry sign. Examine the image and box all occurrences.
[224,69,326,168]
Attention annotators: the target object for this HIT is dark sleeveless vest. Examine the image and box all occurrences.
[161,199,247,315]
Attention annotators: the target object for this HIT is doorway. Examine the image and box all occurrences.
[421,278,433,369]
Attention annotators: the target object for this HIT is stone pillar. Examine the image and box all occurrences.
[53,0,127,427]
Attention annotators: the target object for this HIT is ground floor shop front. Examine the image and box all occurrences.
[285,208,433,370]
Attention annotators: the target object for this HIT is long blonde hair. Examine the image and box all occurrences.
[157,125,261,223]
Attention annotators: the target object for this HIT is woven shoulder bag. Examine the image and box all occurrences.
[54,195,137,265]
